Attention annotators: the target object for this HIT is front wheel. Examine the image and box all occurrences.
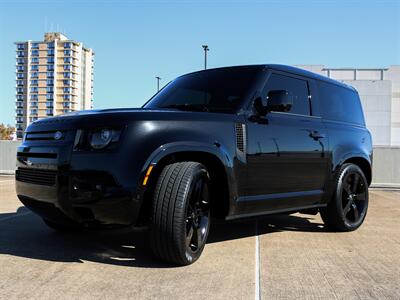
[150,162,211,265]
[320,163,369,231]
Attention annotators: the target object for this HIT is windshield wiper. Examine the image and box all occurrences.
[160,103,209,112]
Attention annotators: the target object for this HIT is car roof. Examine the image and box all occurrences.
[182,64,356,92]
[266,64,356,91]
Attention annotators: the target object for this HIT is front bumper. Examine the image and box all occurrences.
[15,131,143,228]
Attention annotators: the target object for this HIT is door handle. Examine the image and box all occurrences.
[309,131,326,140]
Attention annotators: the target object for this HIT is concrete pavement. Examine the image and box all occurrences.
[0,176,399,299]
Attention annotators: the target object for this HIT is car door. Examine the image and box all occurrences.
[243,71,329,212]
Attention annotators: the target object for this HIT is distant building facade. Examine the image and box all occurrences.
[15,32,94,138]
[296,65,400,146]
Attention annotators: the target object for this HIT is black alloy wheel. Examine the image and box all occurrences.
[340,171,368,226]
[320,163,369,231]
[185,175,210,254]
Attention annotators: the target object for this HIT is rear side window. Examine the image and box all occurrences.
[263,73,310,116]
[318,81,365,125]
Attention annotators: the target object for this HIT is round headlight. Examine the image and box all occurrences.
[90,128,113,149]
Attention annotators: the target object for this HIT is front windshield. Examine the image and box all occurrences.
[143,67,261,114]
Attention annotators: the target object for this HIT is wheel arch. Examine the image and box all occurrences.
[137,143,233,224]
[342,156,372,186]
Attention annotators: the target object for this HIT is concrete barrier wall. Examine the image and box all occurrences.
[0,141,20,174]
[0,141,399,187]
[371,146,400,187]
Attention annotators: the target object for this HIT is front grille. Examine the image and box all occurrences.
[25,131,64,141]
[17,152,57,159]
[16,168,57,186]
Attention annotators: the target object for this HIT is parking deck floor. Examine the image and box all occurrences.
[0,176,399,299]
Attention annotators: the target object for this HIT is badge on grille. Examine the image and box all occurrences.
[54,131,63,140]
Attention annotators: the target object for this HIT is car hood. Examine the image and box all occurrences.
[26,108,236,132]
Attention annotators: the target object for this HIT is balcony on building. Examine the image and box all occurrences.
[63,72,72,79]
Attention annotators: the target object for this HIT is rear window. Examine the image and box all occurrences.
[317,81,365,125]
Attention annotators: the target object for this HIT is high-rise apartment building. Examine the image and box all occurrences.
[15,32,94,138]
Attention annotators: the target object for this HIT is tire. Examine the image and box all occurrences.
[150,162,211,265]
[320,163,369,231]
[42,218,81,233]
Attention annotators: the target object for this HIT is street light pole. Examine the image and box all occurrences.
[202,45,209,70]
[155,76,161,92]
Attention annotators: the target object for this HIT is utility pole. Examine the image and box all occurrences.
[155,76,161,92]
[202,45,209,70]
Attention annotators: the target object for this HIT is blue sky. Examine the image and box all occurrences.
[0,0,399,125]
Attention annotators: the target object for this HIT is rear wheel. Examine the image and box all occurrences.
[150,162,211,265]
[320,163,369,231]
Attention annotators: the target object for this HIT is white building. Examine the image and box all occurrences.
[14,32,94,139]
[297,65,400,146]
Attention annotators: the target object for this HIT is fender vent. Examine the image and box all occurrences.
[235,123,246,155]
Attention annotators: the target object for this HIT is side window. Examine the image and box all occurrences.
[264,73,310,116]
[318,81,365,125]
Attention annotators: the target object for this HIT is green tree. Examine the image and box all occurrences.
[0,123,16,140]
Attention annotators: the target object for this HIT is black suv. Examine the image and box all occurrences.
[16,65,372,265]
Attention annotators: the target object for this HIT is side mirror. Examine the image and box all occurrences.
[253,97,268,116]
[266,90,293,112]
